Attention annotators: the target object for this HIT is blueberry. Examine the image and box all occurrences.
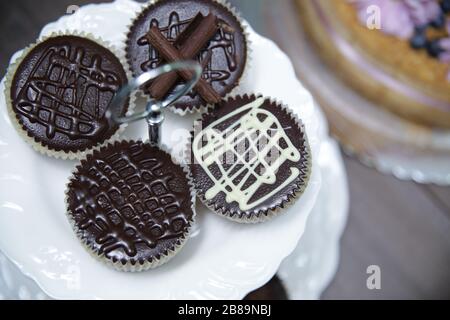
[410,26,428,49]
[426,39,444,57]
[410,33,427,49]
[415,25,428,34]
[430,13,446,28]
[442,0,450,13]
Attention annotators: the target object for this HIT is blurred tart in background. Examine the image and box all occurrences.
[298,0,450,129]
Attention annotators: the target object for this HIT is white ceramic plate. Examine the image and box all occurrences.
[0,0,324,299]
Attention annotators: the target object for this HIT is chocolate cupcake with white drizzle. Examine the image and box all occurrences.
[190,94,311,223]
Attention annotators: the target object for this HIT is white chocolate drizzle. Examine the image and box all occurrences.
[193,97,301,211]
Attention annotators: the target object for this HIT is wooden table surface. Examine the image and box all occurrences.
[1,0,449,300]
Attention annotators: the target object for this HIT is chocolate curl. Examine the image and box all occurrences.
[146,19,222,104]
[149,13,218,100]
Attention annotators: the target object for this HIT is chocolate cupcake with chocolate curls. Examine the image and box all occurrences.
[126,0,249,115]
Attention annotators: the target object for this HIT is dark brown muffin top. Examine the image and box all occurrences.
[66,141,194,267]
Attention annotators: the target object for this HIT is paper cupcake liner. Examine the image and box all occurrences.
[4,31,136,160]
[64,140,197,272]
[124,0,252,116]
[187,93,312,224]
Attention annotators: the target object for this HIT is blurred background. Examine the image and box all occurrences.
[0,0,449,299]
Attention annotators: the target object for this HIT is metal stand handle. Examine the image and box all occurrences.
[107,61,202,146]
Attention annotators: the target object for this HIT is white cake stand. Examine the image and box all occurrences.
[279,138,348,299]
[0,0,348,300]
[0,136,347,300]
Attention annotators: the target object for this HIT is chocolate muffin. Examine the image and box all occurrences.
[126,0,248,114]
[66,141,195,271]
[190,94,311,223]
[5,34,130,159]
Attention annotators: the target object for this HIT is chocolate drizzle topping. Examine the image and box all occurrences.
[67,141,194,267]
[10,36,129,153]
